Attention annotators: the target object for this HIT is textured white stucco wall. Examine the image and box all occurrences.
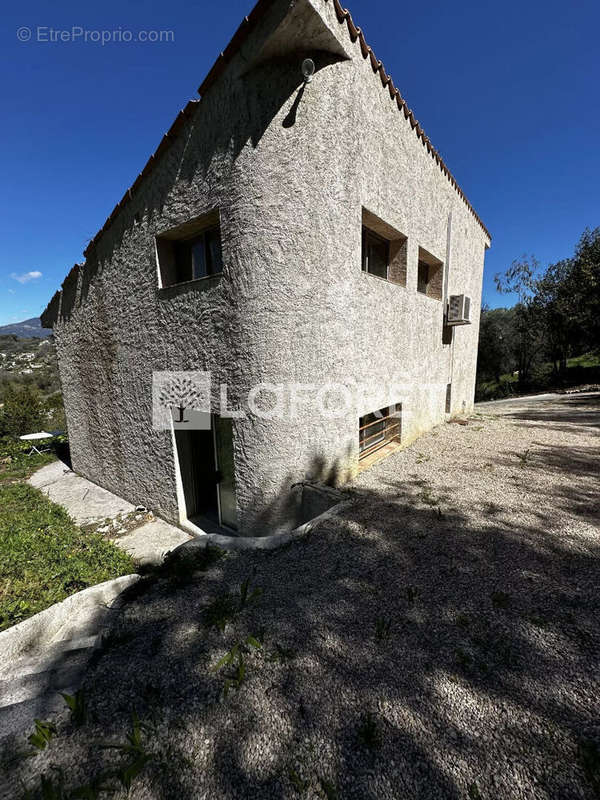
[49,0,489,535]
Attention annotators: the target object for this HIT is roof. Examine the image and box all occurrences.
[82,0,489,260]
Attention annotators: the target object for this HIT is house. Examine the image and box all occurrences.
[42,0,491,537]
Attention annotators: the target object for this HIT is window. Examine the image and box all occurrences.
[362,228,390,279]
[173,226,223,283]
[156,211,223,288]
[361,209,407,286]
[416,247,443,300]
[417,261,430,294]
[359,403,402,458]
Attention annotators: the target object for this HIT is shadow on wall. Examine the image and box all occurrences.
[245,442,356,536]
[4,407,600,798]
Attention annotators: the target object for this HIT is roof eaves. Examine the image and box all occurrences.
[327,0,490,241]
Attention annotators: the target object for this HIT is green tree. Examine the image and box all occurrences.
[476,306,516,382]
[495,256,543,386]
[572,226,600,351]
[0,384,44,438]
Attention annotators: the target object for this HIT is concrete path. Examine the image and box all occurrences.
[29,461,135,525]
[28,461,191,566]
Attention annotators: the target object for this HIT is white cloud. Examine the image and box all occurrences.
[10,270,42,284]
[8,289,15,294]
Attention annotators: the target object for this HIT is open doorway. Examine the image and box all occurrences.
[174,415,237,531]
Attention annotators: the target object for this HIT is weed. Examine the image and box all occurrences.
[28,770,67,800]
[203,594,238,632]
[101,711,155,793]
[357,713,381,751]
[267,642,297,662]
[491,591,511,609]
[456,613,470,629]
[319,778,339,799]
[406,586,417,606]
[239,578,262,610]
[213,636,262,697]
[517,448,531,467]
[468,782,483,799]
[578,738,600,796]
[374,616,392,642]
[203,579,263,632]
[415,452,430,464]
[60,689,87,727]
[28,719,57,751]
[419,488,439,507]
[288,766,309,793]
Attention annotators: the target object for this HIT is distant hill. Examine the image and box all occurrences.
[0,318,52,338]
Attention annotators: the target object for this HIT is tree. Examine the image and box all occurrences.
[0,384,44,438]
[495,256,543,386]
[572,226,600,352]
[534,258,579,376]
[476,306,516,382]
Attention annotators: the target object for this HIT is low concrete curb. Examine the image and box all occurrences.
[0,574,140,670]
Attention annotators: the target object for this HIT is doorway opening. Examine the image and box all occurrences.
[175,415,238,531]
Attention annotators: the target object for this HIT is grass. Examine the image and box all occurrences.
[0,483,135,631]
[0,443,56,485]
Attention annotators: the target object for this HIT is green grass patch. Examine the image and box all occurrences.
[0,483,135,631]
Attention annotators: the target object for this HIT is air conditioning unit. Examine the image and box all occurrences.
[446,294,472,326]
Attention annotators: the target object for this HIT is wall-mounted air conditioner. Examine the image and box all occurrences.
[446,294,472,326]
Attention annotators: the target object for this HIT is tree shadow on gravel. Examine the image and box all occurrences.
[4,445,600,798]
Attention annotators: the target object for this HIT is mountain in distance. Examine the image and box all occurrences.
[0,317,52,338]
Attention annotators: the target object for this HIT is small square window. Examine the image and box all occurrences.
[173,226,223,283]
[361,209,408,287]
[156,212,223,288]
[416,247,443,300]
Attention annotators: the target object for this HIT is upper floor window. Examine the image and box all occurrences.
[416,247,443,300]
[156,211,223,288]
[173,226,223,283]
[361,208,407,287]
[362,228,389,279]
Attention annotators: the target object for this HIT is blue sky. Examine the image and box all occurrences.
[1,0,599,326]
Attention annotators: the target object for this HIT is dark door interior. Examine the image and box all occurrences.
[175,428,219,523]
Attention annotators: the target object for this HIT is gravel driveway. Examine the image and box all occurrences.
[3,393,599,799]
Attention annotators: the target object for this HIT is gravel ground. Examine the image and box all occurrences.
[3,393,599,799]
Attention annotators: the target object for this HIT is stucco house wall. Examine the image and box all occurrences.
[44,0,490,536]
